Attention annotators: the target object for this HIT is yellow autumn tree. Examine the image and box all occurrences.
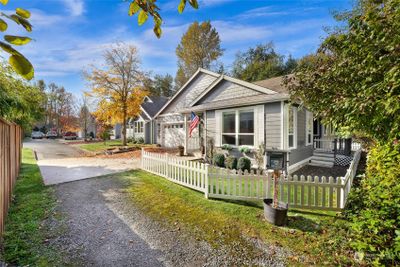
[85,43,147,146]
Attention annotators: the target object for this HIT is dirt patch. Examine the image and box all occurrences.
[293,165,348,178]
[96,150,142,159]
[143,147,179,154]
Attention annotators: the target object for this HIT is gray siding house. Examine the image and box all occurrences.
[126,96,168,144]
[153,68,317,172]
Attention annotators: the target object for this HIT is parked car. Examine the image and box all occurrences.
[46,131,58,139]
[31,131,44,139]
[63,131,77,140]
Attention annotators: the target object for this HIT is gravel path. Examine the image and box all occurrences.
[50,174,288,267]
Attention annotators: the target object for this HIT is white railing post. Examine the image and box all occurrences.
[141,147,144,169]
[340,177,346,209]
[204,164,209,199]
[165,153,169,178]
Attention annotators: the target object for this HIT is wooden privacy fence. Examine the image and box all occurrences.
[0,118,22,234]
[141,148,362,211]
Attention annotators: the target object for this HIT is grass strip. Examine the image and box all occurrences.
[0,148,64,266]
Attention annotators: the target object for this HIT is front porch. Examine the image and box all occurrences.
[310,138,361,168]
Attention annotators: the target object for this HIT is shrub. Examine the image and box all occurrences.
[222,144,233,151]
[237,157,251,172]
[239,146,251,154]
[213,153,225,167]
[344,141,400,265]
[137,137,145,144]
[225,156,237,170]
[127,137,134,143]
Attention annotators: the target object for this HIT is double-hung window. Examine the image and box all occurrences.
[305,111,313,145]
[134,121,144,133]
[222,109,254,146]
[288,106,297,149]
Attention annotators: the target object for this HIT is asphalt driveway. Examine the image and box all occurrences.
[24,139,139,185]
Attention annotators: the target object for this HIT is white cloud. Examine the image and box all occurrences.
[237,6,290,19]
[200,0,236,7]
[213,20,273,43]
[61,0,84,16]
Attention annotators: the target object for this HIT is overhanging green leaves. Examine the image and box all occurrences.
[15,8,30,19]
[4,35,32,45]
[128,2,140,16]
[0,18,7,31]
[9,54,34,80]
[178,0,186,13]
[138,10,148,26]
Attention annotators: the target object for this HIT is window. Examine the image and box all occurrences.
[134,121,144,133]
[288,106,297,149]
[306,111,313,145]
[222,110,254,146]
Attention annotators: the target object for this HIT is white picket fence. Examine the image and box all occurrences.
[141,150,208,193]
[141,149,362,211]
[341,148,362,205]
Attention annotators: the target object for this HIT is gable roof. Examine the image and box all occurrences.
[153,68,220,118]
[253,75,292,94]
[141,95,169,119]
[190,74,278,107]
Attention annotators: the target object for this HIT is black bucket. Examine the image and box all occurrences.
[263,198,288,226]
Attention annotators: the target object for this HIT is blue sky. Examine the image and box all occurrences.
[5,0,352,96]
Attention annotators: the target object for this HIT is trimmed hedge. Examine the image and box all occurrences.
[213,153,225,167]
[237,157,251,172]
[225,156,237,170]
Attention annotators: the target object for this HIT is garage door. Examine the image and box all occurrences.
[163,124,185,147]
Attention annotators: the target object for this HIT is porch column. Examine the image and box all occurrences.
[184,114,188,155]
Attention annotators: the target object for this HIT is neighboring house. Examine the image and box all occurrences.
[125,96,169,143]
[78,114,97,138]
[152,68,353,171]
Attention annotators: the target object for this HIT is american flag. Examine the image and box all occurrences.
[189,112,200,137]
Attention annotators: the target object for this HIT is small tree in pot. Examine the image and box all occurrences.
[263,169,288,226]
[178,145,184,156]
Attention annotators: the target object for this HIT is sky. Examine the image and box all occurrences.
[4,0,353,96]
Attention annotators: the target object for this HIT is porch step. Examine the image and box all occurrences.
[314,148,334,153]
[313,152,334,158]
[311,156,335,162]
[309,160,334,168]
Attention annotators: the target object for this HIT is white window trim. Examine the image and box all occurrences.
[134,121,144,134]
[286,105,297,150]
[221,107,255,147]
[305,111,313,146]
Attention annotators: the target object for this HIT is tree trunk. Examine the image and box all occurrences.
[122,107,127,146]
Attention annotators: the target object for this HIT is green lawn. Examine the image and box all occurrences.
[76,140,136,152]
[0,149,66,266]
[122,170,355,266]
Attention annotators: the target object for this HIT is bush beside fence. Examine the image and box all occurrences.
[0,118,22,234]
[141,148,362,211]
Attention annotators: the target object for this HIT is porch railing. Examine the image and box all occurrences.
[314,138,362,157]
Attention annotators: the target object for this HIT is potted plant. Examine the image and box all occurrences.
[263,169,288,226]
[178,145,184,156]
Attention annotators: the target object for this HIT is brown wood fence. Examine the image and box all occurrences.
[0,118,22,234]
